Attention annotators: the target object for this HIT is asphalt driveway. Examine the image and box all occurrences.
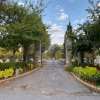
[0,60,100,100]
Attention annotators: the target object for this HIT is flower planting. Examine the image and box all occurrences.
[0,68,14,79]
[0,62,37,80]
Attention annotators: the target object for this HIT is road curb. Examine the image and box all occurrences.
[0,66,41,85]
[71,72,100,93]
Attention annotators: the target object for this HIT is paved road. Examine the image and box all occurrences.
[0,60,100,100]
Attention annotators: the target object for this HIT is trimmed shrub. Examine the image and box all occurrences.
[73,67,100,82]
[0,62,33,70]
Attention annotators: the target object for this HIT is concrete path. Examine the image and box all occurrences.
[0,60,100,100]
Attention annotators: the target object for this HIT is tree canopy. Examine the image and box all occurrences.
[64,0,100,66]
[0,0,50,63]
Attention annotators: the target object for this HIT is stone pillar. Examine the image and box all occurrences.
[65,38,72,67]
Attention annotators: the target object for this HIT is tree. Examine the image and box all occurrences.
[6,9,48,63]
[49,44,60,59]
[0,1,50,65]
[72,0,100,66]
[0,2,28,57]
[87,0,100,21]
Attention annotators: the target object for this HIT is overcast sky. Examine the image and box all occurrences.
[17,0,90,45]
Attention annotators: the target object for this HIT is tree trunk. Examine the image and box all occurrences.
[11,49,16,62]
[23,46,28,62]
[33,41,41,65]
[90,51,95,65]
[80,52,84,66]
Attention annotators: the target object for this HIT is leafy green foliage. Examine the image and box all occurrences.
[49,44,61,58]
[0,62,30,70]
[0,68,14,79]
[64,0,100,66]
[65,67,74,72]
[73,67,100,82]
[0,1,50,63]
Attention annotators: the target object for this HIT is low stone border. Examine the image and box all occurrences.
[0,66,41,85]
[71,73,100,93]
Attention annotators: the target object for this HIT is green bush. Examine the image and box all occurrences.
[92,72,100,81]
[0,62,15,70]
[73,66,100,82]
[0,62,32,70]
[18,68,23,74]
[65,67,74,72]
[0,62,36,78]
